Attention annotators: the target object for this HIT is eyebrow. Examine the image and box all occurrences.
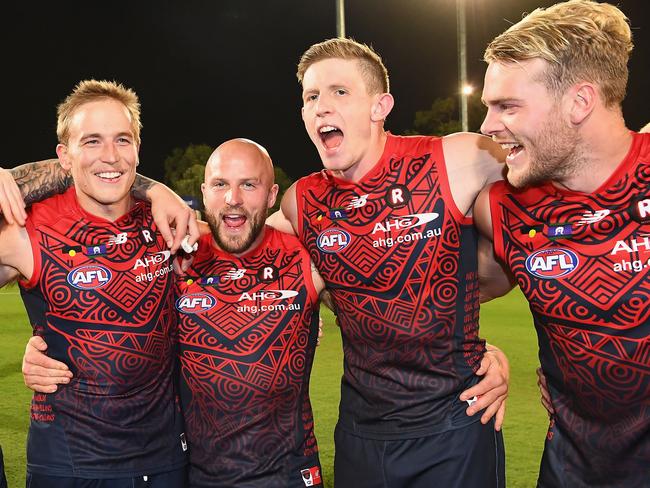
[481,97,522,107]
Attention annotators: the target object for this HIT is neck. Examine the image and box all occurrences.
[333,130,388,182]
[76,190,133,222]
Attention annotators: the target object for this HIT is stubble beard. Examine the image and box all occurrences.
[205,207,266,254]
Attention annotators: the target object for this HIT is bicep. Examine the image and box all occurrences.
[266,209,296,235]
[0,223,32,286]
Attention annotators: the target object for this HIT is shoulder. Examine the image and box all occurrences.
[442,132,506,175]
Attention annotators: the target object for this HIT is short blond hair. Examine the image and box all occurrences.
[297,38,389,94]
[57,79,142,145]
[484,0,633,107]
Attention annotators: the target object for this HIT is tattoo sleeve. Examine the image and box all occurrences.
[131,174,162,201]
[9,159,72,205]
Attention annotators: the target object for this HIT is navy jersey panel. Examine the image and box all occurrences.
[490,132,650,487]
[20,188,186,478]
[296,133,486,438]
[176,229,322,487]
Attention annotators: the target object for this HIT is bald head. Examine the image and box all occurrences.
[201,138,279,255]
[205,138,275,185]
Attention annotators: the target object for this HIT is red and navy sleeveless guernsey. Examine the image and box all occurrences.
[19,187,186,479]
[489,132,650,487]
[176,228,322,488]
[296,133,486,439]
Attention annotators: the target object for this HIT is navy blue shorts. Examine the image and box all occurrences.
[0,446,7,488]
[334,420,505,488]
[26,467,187,488]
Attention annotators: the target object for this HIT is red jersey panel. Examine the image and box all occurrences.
[20,187,186,478]
[490,132,650,487]
[176,229,321,488]
[296,133,486,439]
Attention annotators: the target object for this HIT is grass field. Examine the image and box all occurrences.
[0,287,547,487]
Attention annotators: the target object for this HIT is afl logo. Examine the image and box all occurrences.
[525,248,579,279]
[176,293,217,313]
[317,228,351,253]
[67,265,112,290]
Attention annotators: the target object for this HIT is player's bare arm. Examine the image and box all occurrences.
[474,184,516,301]
[442,133,506,216]
[267,182,299,235]
[0,220,34,287]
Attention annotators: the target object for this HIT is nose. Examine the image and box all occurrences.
[315,94,333,117]
[225,186,242,206]
[101,142,119,163]
[480,107,502,137]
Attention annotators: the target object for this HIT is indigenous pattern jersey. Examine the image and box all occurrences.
[176,229,322,488]
[296,133,486,439]
[489,132,650,487]
[19,188,186,479]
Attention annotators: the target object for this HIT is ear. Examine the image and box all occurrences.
[370,93,395,122]
[56,144,72,171]
[567,83,596,125]
[301,106,306,123]
[267,183,279,209]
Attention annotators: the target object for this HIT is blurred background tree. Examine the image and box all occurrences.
[406,95,486,136]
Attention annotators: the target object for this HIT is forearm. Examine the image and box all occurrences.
[9,159,72,205]
[131,173,160,201]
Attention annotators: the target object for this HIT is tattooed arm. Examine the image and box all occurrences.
[0,159,70,225]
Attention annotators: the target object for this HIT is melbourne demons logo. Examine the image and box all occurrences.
[175,293,217,313]
[525,248,579,279]
[67,265,112,290]
[317,228,351,253]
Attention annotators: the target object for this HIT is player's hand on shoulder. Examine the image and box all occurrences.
[459,343,510,431]
[0,167,27,226]
[22,336,73,393]
[147,183,200,254]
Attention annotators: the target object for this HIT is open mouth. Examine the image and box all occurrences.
[319,125,343,150]
[222,213,247,230]
[95,171,123,182]
[500,143,524,161]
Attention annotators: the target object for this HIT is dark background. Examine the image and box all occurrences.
[3,0,648,181]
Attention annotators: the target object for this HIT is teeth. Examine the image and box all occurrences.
[500,143,520,150]
[97,172,121,179]
[319,125,338,133]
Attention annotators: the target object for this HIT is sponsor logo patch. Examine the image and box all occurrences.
[238,290,299,301]
[385,184,411,208]
[372,212,439,234]
[631,197,650,224]
[133,250,172,269]
[175,293,217,313]
[546,224,573,240]
[329,208,349,220]
[577,209,610,225]
[346,194,368,209]
[317,228,351,253]
[525,248,579,279]
[67,265,112,289]
[300,466,322,486]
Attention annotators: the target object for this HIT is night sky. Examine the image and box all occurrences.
[3,0,648,182]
